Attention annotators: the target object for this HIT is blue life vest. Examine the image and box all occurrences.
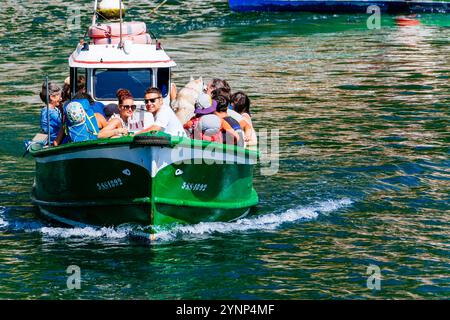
[64,99,99,143]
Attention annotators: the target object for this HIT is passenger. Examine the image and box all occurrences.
[184,92,240,144]
[77,75,86,94]
[39,81,62,145]
[67,76,106,117]
[103,103,120,121]
[54,91,108,145]
[71,92,108,129]
[61,77,71,105]
[231,91,257,148]
[63,98,100,143]
[213,94,242,146]
[195,114,223,143]
[98,89,133,138]
[211,88,253,147]
[205,78,231,96]
[170,82,177,101]
[137,87,186,136]
[183,92,217,137]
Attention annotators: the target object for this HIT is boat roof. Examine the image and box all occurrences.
[69,42,177,69]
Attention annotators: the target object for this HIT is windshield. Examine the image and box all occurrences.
[93,69,153,100]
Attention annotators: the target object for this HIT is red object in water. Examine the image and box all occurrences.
[395,17,420,26]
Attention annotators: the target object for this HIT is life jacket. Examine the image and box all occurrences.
[223,116,244,147]
[64,99,99,143]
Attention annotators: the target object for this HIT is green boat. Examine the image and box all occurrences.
[29,2,258,229]
[30,135,258,228]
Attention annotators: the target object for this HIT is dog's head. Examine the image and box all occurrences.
[184,76,204,94]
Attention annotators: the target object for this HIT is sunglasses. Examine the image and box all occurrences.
[120,104,136,111]
[145,97,162,104]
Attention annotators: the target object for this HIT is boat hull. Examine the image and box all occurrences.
[30,134,258,228]
[228,0,450,13]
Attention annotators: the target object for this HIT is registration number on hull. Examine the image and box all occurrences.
[97,178,124,191]
[181,182,207,192]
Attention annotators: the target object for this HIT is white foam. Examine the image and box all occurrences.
[11,198,353,242]
[0,207,8,228]
[0,217,8,228]
[40,226,130,239]
[153,198,353,242]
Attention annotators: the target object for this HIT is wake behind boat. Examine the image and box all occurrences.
[28,0,258,229]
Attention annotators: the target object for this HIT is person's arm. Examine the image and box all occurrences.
[221,120,240,142]
[170,83,177,101]
[239,119,252,142]
[98,119,128,139]
[136,125,162,135]
[137,109,168,134]
[40,108,48,133]
[53,126,65,146]
[95,113,108,129]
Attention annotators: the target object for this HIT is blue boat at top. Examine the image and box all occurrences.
[228,0,450,13]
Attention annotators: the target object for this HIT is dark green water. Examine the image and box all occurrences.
[0,1,449,299]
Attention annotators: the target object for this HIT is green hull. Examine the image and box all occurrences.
[30,133,258,228]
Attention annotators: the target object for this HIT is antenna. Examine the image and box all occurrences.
[119,0,123,49]
[92,0,98,25]
[45,76,50,147]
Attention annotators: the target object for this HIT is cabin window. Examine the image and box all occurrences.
[70,68,88,96]
[157,68,170,98]
[93,68,153,100]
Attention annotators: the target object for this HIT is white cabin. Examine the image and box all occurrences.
[69,41,176,107]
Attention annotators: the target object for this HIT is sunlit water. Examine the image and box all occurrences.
[0,1,449,299]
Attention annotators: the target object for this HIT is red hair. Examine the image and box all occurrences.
[116,88,133,105]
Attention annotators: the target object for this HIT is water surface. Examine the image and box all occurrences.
[0,1,449,299]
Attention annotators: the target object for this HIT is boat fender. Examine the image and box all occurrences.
[92,33,152,45]
[132,135,171,147]
[88,22,146,38]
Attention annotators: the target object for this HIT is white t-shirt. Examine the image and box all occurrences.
[154,105,186,137]
[127,109,154,133]
[227,109,244,123]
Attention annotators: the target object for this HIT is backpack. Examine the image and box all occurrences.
[64,99,99,143]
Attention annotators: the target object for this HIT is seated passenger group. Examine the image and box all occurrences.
[39,77,256,149]
[183,78,257,149]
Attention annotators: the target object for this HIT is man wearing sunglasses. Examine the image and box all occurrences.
[137,87,186,137]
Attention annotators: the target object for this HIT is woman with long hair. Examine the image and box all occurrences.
[231,91,257,148]
[98,89,135,138]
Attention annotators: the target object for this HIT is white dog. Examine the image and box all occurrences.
[171,76,204,125]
